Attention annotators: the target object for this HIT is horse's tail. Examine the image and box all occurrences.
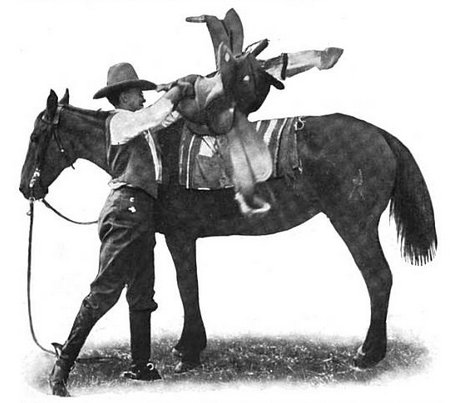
[381,132,437,265]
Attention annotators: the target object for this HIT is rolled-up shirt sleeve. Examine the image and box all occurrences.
[110,95,179,145]
[161,110,182,128]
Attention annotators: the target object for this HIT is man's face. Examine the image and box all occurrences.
[119,87,145,111]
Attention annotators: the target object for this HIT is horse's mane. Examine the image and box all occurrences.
[63,104,111,122]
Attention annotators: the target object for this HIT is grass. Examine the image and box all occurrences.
[27,334,429,395]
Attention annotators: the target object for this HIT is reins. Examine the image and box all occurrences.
[42,199,98,225]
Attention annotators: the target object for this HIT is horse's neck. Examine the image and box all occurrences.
[62,106,110,172]
[63,106,186,179]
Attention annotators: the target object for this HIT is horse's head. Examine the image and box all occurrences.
[19,90,76,200]
[20,90,108,200]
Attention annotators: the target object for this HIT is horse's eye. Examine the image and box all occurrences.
[242,75,251,83]
[30,132,39,143]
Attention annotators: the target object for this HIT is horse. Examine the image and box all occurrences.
[19,88,437,373]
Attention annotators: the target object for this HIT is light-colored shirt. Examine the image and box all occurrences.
[110,95,181,145]
[107,93,181,191]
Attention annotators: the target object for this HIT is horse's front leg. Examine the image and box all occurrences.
[165,233,207,372]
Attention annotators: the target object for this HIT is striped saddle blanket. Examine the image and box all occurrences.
[179,117,300,190]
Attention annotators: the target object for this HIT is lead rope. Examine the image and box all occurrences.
[27,199,122,363]
[42,198,98,225]
[27,200,55,355]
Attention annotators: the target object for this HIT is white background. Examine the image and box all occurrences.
[1,0,456,402]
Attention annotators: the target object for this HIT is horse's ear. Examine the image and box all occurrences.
[59,88,70,105]
[45,89,58,120]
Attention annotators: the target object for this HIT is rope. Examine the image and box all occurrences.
[42,199,98,225]
[26,200,121,363]
[27,200,55,355]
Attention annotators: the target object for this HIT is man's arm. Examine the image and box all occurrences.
[110,82,193,145]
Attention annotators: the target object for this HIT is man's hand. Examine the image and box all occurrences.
[174,81,195,99]
[157,74,200,101]
[173,74,200,98]
[160,74,200,107]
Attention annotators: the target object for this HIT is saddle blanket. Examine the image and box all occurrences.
[179,117,300,190]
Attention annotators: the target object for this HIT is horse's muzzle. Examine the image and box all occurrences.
[19,180,48,200]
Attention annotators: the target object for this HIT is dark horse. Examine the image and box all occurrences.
[20,90,436,371]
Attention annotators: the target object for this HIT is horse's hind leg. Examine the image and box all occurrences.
[331,217,393,368]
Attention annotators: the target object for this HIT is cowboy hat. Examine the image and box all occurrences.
[93,62,156,99]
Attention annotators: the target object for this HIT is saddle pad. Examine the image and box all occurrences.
[179,117,299,190]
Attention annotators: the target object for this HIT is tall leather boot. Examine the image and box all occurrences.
[122,310,161,380]
[49,300,98,396]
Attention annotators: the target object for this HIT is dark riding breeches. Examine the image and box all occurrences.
[57,187,157,368]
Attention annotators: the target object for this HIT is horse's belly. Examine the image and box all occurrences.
[158,177,321,237]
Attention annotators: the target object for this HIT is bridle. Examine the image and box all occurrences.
[28,105,74,200]
[43,106,76,170]
[29,105,97,224]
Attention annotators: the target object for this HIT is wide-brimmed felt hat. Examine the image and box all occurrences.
[93,62,156,99]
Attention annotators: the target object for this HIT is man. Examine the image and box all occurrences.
[49,62,194,397]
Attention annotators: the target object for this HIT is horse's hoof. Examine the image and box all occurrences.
[174,360,201,374]
[171,347,183,358]
[352,345,384,369]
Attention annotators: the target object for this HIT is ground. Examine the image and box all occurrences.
[27,334,429,396]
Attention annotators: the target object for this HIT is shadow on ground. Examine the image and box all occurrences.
[27,335,429,395]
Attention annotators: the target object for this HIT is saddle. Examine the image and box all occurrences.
[174,9,341,215]
[177,9,286,212]
[179,117,300,190]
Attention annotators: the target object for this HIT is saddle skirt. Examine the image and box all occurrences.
[179,117,300,190]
